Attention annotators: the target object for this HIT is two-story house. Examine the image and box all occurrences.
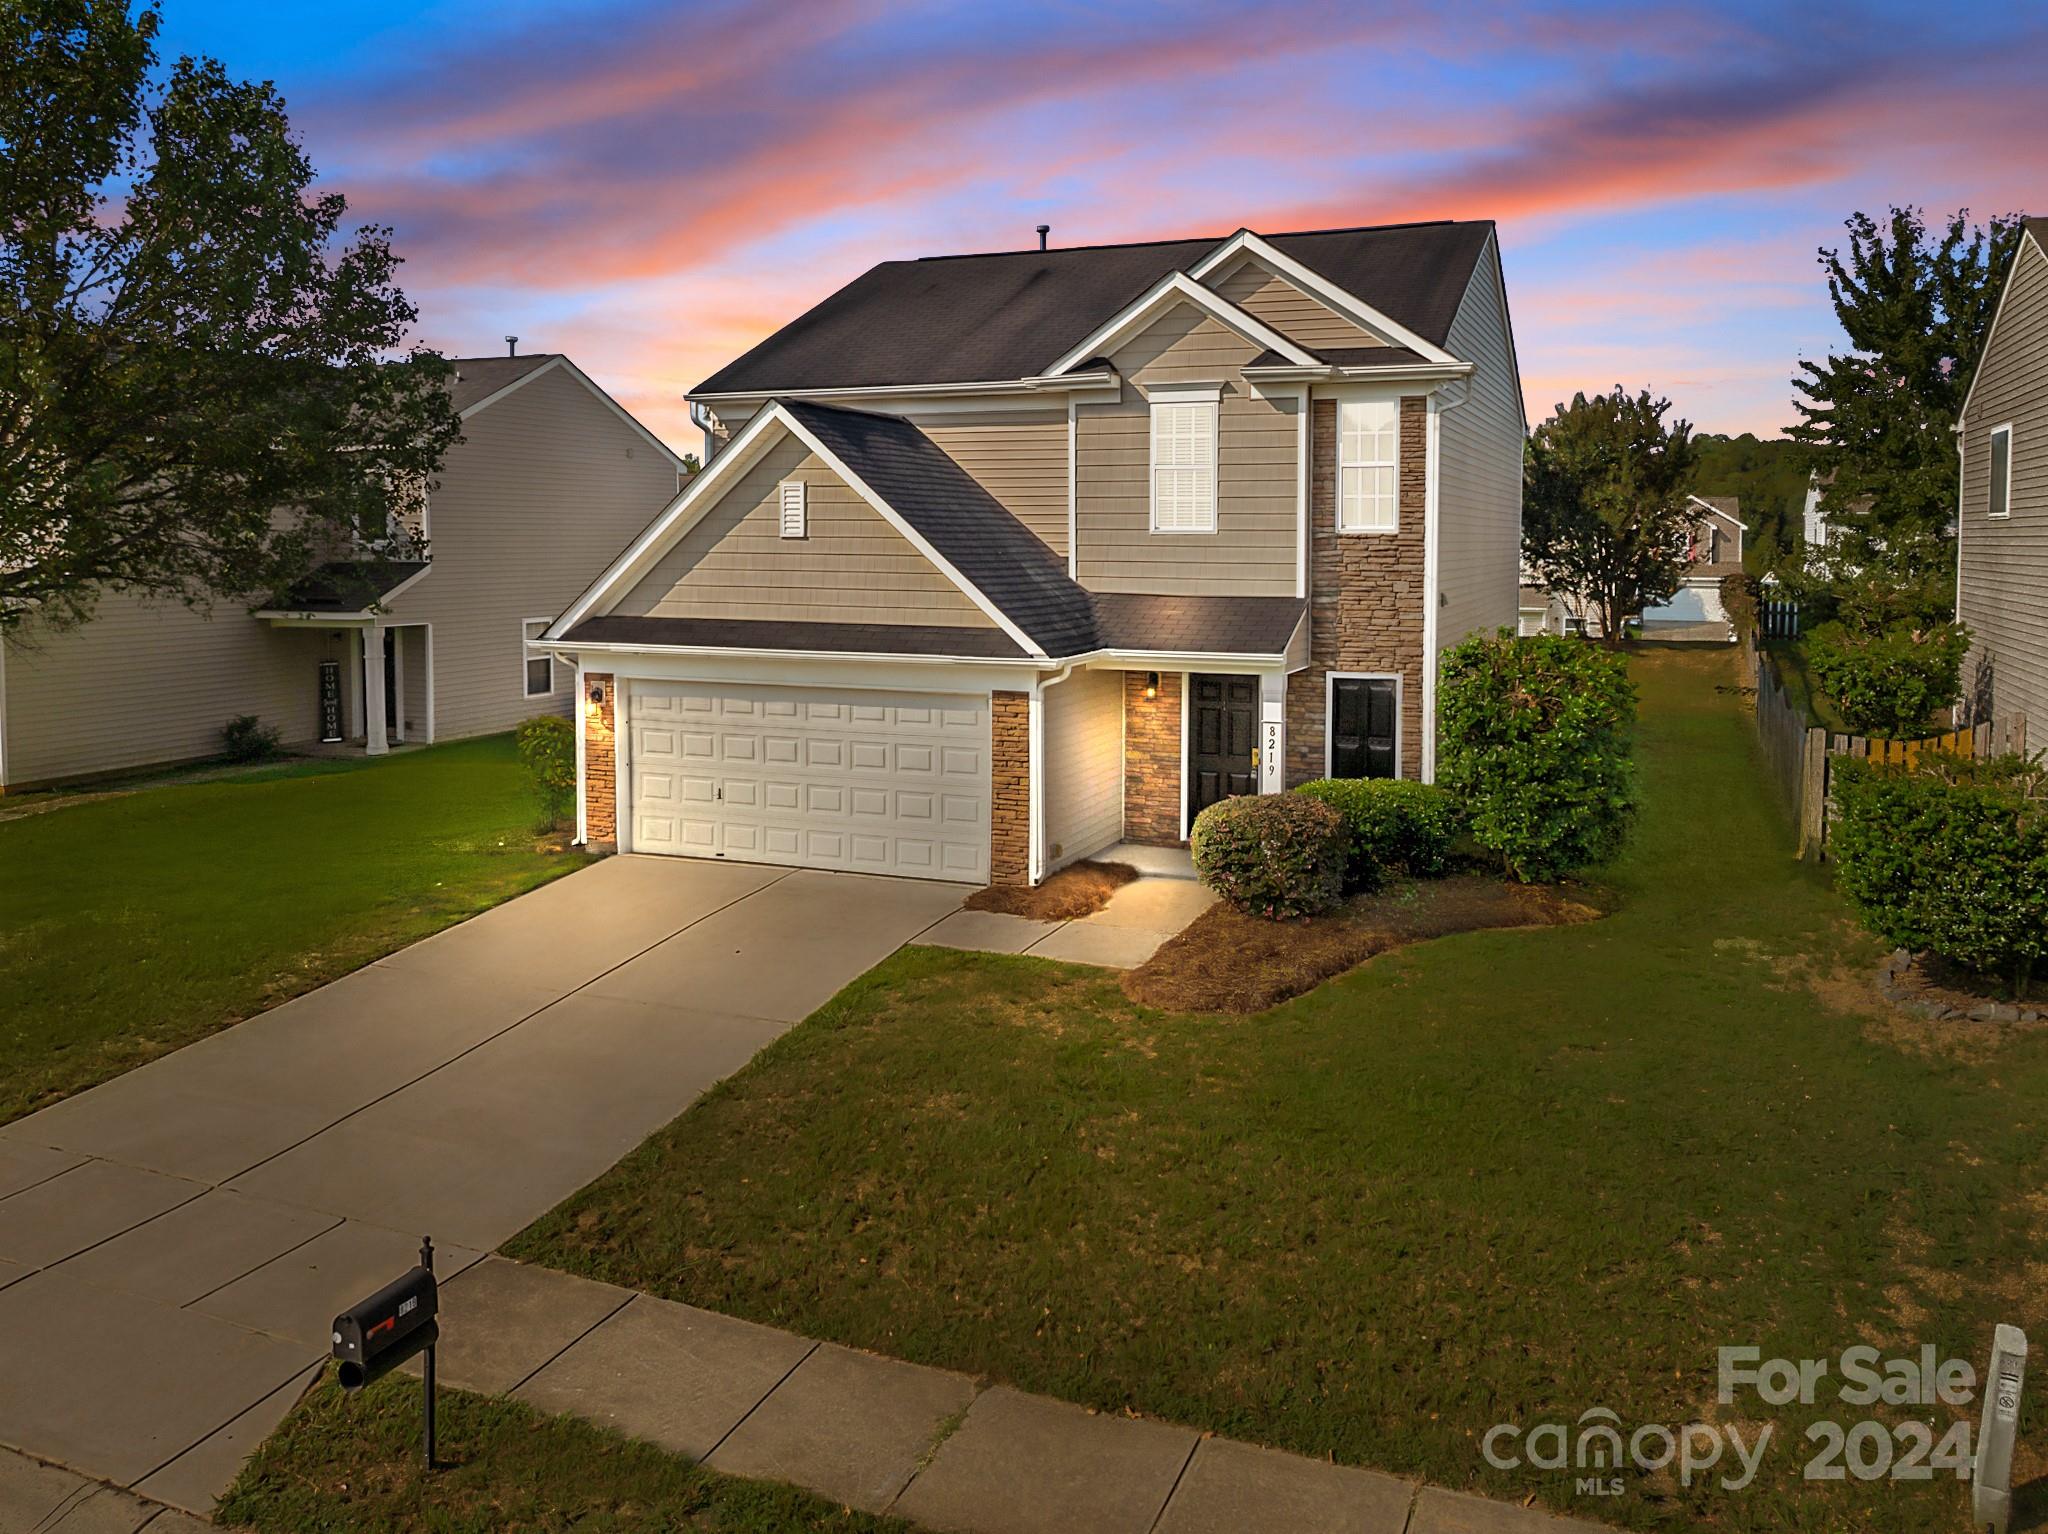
[1957,217,2048,734]
[546,221,1524,886]
[0,353,687,790]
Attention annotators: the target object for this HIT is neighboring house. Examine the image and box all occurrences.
[1517,584,1579,638]
[0,353,686,790]
[1956,216,2048,733]
[546,220,1524,886]
[1638,493,1745,640]
[1801,471,1838,551]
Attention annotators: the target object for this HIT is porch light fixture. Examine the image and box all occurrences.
[1144,672,1159,701]
[588,681,606,705]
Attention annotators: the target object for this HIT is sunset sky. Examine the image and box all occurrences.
[158,0,2045,452]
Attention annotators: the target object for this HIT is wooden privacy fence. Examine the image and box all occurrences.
[1758,598,1801,639]
[1739,632,2029,859]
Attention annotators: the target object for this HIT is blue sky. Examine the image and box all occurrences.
[151,0,2048,449]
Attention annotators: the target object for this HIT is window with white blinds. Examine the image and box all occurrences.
[1150,398,1218,533]
[778,478,807,538]
[1338,400,1400,533]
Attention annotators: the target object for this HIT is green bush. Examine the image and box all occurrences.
[515,714,577,829]
[1437,631,1637,882]
[1830,754,2048,994]
[1807,619,1970,738]
[220,713,281,763]
[1190,793,1348,920]
[1295,778,1461,888]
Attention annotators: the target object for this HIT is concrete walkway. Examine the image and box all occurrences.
[420,1254,1606,1534]
[0,855,967,1516]
[920,874,1215,969]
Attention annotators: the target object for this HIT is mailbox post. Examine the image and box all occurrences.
[332,1235,440,1468]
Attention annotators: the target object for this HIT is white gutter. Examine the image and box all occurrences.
[545,639,1298,671]
[690,370,1119,407]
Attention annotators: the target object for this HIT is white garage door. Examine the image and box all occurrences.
[627,681,989,881]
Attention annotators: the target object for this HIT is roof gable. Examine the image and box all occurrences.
[1959,221,2048,424]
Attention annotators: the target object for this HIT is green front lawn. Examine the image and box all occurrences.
[0,736,587,1124]
[219,1375,908,1533]
[510,650,2048,1532]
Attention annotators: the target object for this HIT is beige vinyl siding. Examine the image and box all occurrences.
[1075,303,1299,596]
[915,410,1069,557]
[1043,667,1123,868]
[384,362,682,742]
[2,598,343,786]
[1959,233,2048,729]
[611,433,994,629]
[1206,257,1388,352]
[1433,234,1523,659]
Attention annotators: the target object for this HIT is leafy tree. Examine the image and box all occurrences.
[1,1,459,632]
[1805,619,1971,738]
[1788,207,2021,621]
[1522,386,1700,639]
[514,715,576,829]
[1437,632,1637,882]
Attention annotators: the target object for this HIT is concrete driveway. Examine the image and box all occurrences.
[0,856,966,1514]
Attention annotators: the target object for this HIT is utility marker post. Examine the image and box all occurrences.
[1973,1323,2027,1534]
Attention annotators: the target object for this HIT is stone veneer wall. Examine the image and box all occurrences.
[1285,397,1429,784]
[1122,670,1184,845]
[990,690,1031,885]
[584,672,617,847]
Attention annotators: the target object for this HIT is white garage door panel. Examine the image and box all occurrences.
[629,681,988,881]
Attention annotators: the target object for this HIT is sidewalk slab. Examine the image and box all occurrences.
[1023,921,1171,969]
[1082,878,1215,932]
[134,1364,319,1518]
[1410,1486,1609,1532]
[0,1160,202,1271]
[1154,1436,1413,1534]
[891,1385,1197,1534]
[191,1220,482,1348]
[515,1293,814,1461]
[55,1190,338,1307]
[919,908,1064,955]
[0,1448,156,1533]
[431,1257,633,1395]
[707,1342,980,1513]
[0,1269,313,1486]
[0,1140,85,1199]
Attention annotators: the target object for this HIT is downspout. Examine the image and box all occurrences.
[1029,663,1077,883]
[689,400,719,466]
[572,656,588,846]
[1422,380,1470,785]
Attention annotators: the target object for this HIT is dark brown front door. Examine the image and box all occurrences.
[1189,673,1258,821]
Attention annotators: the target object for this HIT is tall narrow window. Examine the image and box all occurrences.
[1337,400,1400,533]
[779,478,807,538]
[522,618,555,697]
[1990,425,2012,518]
[1150,389,1218,533]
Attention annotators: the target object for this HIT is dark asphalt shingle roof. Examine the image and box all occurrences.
[561,615,1028,658]
[781,399,1098,657]
[696,221,1493,395]
[1245,344,1436,370]
[1089,593,1304,656]
[448,353,559,412]
[265,559,427,613]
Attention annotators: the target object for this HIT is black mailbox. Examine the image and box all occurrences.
[332,1263,438,1391]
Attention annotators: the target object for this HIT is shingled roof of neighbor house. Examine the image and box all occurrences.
[264,559,427,613]
[1089,593,1305,656]
[695,221,1495,395]
[447,353,560,412]
[561,614,1029,658]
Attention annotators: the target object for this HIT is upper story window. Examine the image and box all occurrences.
[1338,400,1400,533]
[1149,384,1220,534]
[1990,424,2012,518]
[522,618,556,697]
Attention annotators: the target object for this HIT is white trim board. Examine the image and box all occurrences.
[1040,270,1318,378]
[1187,230,1460,366]
[1958,223,2048,425]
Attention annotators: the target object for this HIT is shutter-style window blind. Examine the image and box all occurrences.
[779,479,807,538]
[1151,401,1217,532]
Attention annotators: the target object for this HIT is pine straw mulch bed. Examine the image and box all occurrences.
[963,859,1138,921]
[1123,873,1608,1014]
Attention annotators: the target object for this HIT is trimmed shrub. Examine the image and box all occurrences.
[220,713,281,763]
[1295,778,1461,888]
[1807,619,1970,738]
[1831,753,2048,994]
[515,714,577,829]
[1190,793,1348,920]
[1437,631,1637,882]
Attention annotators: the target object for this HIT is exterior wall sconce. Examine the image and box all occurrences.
[1144,672,1159,701]
[588,681,606,706]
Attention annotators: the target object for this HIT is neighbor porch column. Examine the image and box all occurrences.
[363,621,388,756]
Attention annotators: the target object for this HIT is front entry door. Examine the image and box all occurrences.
[1189,673,1258,821]
[1330,676,1398,778]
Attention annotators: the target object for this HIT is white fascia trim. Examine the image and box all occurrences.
[1421,394,1444,785]
[548,404,788,639]
[1188,231,1460,365]
[1040,271,1318,377]
[542,638,1049,669]
[691,372,1119,408]
[1958,224,2048,425]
